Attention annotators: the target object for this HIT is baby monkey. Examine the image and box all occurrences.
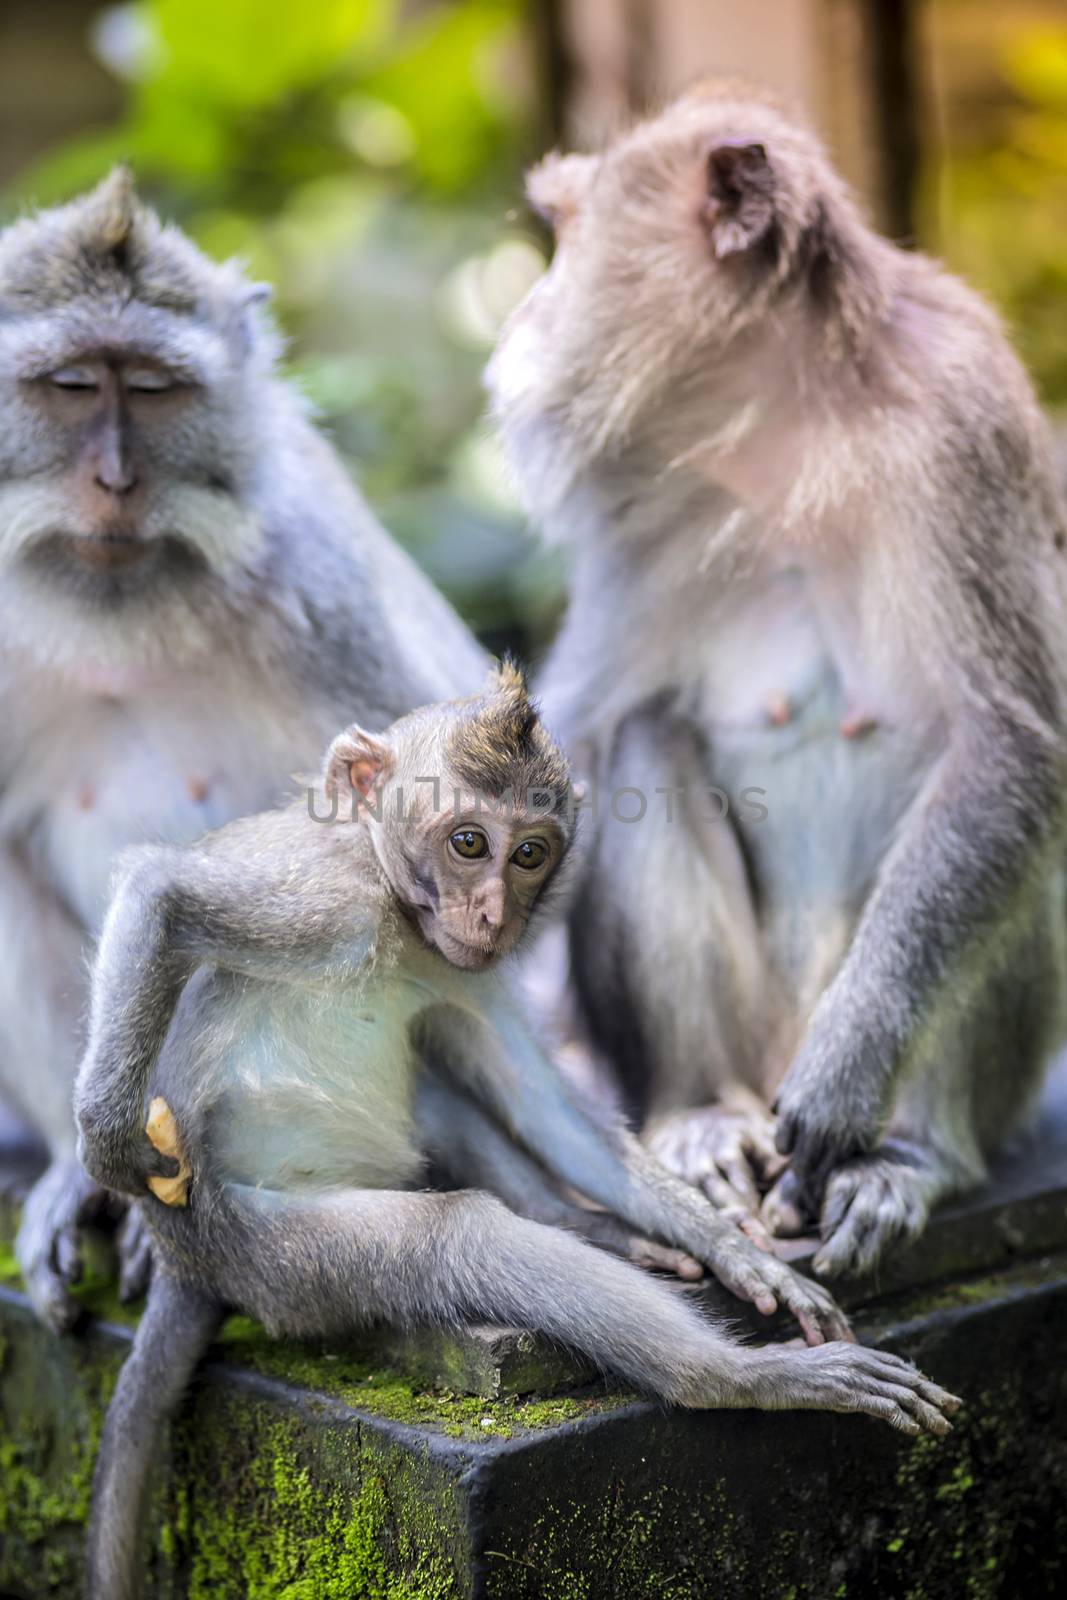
[75,668,958,1598]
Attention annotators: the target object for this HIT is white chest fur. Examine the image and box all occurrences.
[0,663,334,933]
[195,973,428,1194]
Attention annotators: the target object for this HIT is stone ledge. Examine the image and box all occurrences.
[1,1066,1065,1595]
[3,1252,1067,1597]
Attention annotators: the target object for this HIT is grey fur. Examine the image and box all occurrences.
[0,171,487,1328]
[487,83,1067,1275]
[76,694,958,1598]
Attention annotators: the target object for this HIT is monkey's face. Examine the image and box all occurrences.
[0,319,264,614]
[322,678,575,970]
[391,799,566,971]
[487,88,829,520]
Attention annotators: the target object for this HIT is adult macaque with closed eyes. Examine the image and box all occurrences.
[0,169,487,1330]
[75,668,957,1599]
[487,83,1067,1277]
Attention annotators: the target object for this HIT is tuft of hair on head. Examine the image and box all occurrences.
[0,167,278,347]
[82,164,139,255]
[450,658,572,810]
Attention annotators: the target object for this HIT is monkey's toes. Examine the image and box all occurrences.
[850,1349,962,1435]
[116,1205,154,1302]
[812,1158,931,1279]
[760,1170,810,1239]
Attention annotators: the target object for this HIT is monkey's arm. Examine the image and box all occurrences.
[74,849,198,1197]
[777,582,1067,1204]
[422,990,851,1344]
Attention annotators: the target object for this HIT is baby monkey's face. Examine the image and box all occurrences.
[405,799,564,970]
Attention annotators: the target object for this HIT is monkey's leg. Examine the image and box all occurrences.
[216,1183,958,1432]
[571,709,770,1220]
[87,1266,222,1600]
[0,846,130,1329]
[414,1066,704,1279]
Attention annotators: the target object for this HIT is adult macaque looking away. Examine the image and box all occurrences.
[0,169,487,1329]
[487,83,1067,1276]
[75,671,958,1599]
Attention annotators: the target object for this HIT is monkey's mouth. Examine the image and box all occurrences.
[23,530,209,599]
[63,533,153,572]
[429,926,502,971]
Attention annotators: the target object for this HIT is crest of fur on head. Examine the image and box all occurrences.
[321,662,574,818]
[0,166,272,335]
[449,659,572,809]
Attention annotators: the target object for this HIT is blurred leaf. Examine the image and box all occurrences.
[1005,30,1067,108]
[151,0,391,105]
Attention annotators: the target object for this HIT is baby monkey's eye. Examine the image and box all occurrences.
[511,839,548,871]
[450,829,489,861]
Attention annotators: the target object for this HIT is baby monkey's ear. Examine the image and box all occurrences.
[702,141,776,259]
[323,726,393,803]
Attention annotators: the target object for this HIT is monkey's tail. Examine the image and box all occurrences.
[86,1265,222,1600]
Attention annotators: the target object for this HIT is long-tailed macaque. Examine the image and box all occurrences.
[487,83,1067,1277]
[0,169,487,1327]
[75,669,958,1599]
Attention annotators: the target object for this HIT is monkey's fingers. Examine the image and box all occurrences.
[116,1205,154,1302]
[771,1271,854,1346]
[14,1156,103,1333]
[627,1238,705,1281]
[700,1171,773,1249]
[787,1344,962,1434]
[714,1150,764,1215]
[54,1222,85,1288]
[741,1123,788,1185]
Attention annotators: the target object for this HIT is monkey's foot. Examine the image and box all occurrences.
[15,1155,112,1333]
[734,1343,961,1435]
[646,1090,784,1246]
[811,1151,936,1279]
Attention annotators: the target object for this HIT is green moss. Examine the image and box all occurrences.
[214,1313,625,1440]
[0,1323,118,1594]
[161,1401,466,1600]
[861,1254,1067,1328]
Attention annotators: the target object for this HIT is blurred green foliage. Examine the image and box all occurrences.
[926,23,1067,404]
[8,0,561,655]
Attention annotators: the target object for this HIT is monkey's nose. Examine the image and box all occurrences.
[95,461,138,496]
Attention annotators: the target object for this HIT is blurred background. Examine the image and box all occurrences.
[1,0,1065,658]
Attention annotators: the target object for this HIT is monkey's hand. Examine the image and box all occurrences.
[702,1228,854,1346]
[75,1110,181,1202]
[771,1043,885,1218]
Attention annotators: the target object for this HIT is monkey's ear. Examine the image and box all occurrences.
[526,152,597,228]
[703,142,776,259]
[323,726,393,802]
